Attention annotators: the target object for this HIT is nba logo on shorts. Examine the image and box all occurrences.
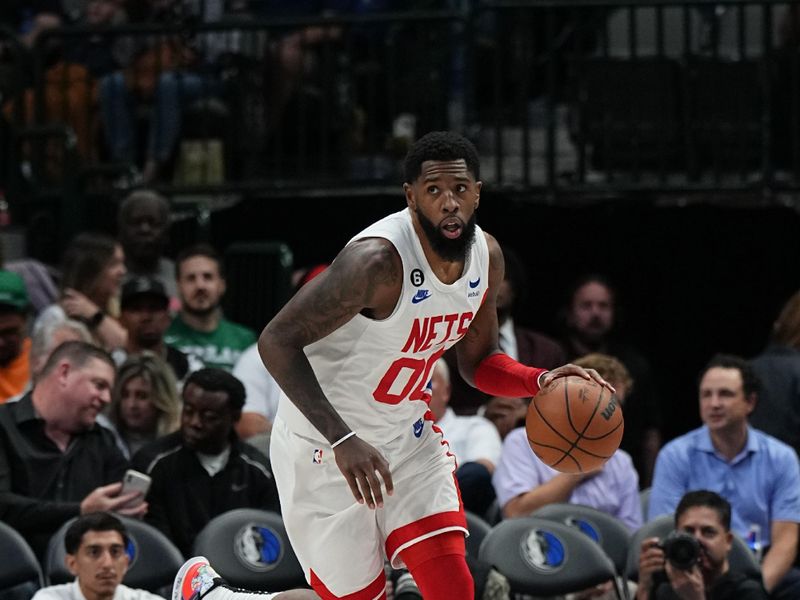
[313,448,323,464]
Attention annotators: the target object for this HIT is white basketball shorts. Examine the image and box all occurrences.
[270,414,467,598]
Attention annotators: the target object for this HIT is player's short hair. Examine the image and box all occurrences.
[675,490,731,531]
[64,512,129,554]
[404,131,480,183]
[185,367,246,412]
[700,353,760,399]
[39,341,115,379]
[175,243,224,279]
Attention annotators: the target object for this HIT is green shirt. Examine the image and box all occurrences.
[165,315,257,371]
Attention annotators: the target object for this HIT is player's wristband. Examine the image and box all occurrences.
[474,353,548,398]
[331,431,356,449]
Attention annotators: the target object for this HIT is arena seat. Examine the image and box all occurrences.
[192,508,306,592]
[532,502,632,575]
[46,516,184,593]
[0,520,44,593]
[465,510,492,561]
[479,516,623,598]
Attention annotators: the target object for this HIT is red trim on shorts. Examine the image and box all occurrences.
[425,410,456,459]
[384,510,468,562]
[309,568,386,600]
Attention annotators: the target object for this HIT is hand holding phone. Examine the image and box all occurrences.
[120,469,151,505]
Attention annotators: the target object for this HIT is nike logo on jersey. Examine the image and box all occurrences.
[231,483,248,492]
[469,277,481,288]
[411,289,432,304]
[413,418,424,438]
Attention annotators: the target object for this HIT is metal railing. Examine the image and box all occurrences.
[1,1,799,223]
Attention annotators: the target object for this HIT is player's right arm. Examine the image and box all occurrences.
[259,237,401,509]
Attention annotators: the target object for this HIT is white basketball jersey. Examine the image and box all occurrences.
[276,208,490,446]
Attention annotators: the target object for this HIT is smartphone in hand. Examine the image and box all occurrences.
[120,469,151,505]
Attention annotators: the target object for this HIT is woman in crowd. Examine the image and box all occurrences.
[104,352,181,458]
[34,232,128,350]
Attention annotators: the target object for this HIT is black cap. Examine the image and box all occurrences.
[121,276,169,308]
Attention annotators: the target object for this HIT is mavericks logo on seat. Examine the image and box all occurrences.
[521,529,566,572]
[234,523,284,571]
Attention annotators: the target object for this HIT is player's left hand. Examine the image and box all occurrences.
[333,435,394,510]
[541,364,616,393]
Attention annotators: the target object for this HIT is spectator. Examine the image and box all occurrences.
[492,353,641,530]
[636,490,768,600]
[444,244,566,414]
[164,244,256,371]
[116,276,202,384]
[750,289,800,459]
[231,264,327,442]
[0,341,146,557]
[429,359,502,517]
[34,233,128,351]
[648,354,800,598]
[5,258,59,316]
[103,353,181,459]
[3,2,64,49]
[0,270,32,402]
[117,190,178,304]
[28,318,92,387]
[32,511,165,600]
[100,0,242,183]
[8,0,134,162]
[132,368,280,556]
[232,343,282,441]
[483,395,529,440]
[560,273,662,487]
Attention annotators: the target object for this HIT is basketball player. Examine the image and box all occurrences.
[173,131,611,600]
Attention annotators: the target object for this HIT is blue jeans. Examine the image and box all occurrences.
[99,70,223,164]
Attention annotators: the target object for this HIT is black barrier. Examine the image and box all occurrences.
[1,1,800,254]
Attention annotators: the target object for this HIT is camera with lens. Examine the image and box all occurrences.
[659,531,702,570]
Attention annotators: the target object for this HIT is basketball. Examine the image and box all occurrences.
[525,375,624,474]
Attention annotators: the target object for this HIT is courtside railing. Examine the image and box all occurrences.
[1,0,799,243]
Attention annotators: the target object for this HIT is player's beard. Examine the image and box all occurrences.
[416,209,477,263]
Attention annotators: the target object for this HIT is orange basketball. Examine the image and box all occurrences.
[525,375,624,474]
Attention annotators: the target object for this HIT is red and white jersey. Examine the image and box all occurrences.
[275,208,490,446]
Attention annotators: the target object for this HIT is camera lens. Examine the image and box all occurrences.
[661,531,701,570]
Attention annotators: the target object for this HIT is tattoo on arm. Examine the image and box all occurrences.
[261,240,401,441]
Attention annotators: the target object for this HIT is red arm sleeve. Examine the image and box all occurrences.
[473,353,548,398]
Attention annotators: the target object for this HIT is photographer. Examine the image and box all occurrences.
[636,491,767,600]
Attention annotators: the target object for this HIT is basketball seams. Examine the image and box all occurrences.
[548,379,603,472]
[526,375,624,474]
